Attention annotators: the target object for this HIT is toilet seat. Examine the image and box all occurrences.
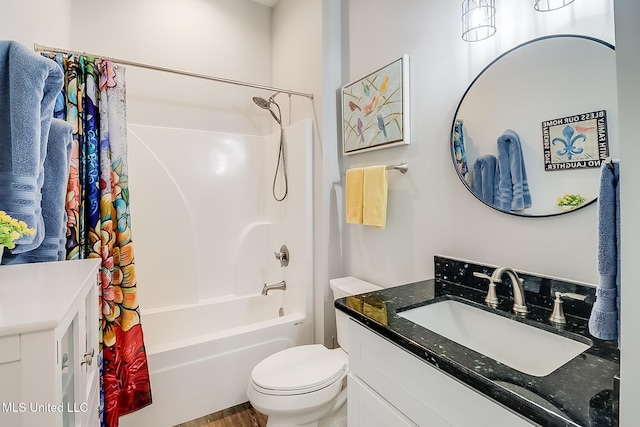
[251,345,347,396]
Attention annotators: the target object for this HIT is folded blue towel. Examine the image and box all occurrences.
[589,160,620,344]
[0,40,63,253]
[472,154,497,206]
[496,130,532,211]
[3,119,72,265]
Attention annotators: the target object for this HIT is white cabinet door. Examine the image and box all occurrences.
[348,374,419,427]
[61,314,79,427]
[349,320,535,427]
[78,277,100,426]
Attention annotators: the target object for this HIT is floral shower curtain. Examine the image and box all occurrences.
[43,52,152,426]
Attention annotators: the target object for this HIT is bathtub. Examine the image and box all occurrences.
[119,292,307,427]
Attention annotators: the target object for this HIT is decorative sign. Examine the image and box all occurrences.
[341,55,410,155]
[542,110,609,171]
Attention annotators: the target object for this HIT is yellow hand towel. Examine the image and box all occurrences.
[346,168,364,224]
[363,165,388,229]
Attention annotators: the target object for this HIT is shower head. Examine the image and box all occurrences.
[252,94,282,125]
[252,96,271,110]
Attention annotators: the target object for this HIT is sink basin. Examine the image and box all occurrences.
[397,300,590,377]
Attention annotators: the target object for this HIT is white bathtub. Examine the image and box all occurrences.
[120,292,306,427]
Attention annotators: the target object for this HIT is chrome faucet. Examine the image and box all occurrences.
[491,266,528,316]
[261,280,286,295]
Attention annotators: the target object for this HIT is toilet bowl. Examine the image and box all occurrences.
[247,277,381,427]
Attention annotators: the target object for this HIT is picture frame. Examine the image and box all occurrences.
[542,109,609,171]
[341,55,410,155]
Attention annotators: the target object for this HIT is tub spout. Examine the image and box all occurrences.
[262,280,286,295]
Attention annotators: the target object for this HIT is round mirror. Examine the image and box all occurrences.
[451,35,618,217]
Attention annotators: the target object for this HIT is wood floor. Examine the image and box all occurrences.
[174,402,268,427]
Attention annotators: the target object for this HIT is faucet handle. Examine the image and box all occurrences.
[473,272,491,281]
[473,272,498,308]
[274,245,289,267]
[558,292,587,302]
[549,291,587,324]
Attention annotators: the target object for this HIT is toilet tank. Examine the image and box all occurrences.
[330,277,382,353]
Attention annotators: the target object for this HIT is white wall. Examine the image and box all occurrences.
[271,0,327,343]
[71,0,274,135]
[614,1,640,424]
[340,0,615,288]
[0,0,72,48]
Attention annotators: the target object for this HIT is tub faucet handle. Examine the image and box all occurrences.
[274,245,289,267]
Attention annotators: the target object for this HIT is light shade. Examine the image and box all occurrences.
[462,0,496,42]
[534,0,575,11]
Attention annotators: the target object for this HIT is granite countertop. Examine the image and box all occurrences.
[335,277,620,427]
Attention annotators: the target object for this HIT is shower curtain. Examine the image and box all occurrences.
[43,52,152,426]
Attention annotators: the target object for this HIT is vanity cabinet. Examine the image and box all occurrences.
[0,259,101,427]
[348,319,535,427]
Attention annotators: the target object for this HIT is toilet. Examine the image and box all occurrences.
[247,277,382,427]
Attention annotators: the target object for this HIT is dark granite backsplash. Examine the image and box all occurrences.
[434,255,597,320]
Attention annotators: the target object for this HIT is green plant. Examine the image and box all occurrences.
[556,193,586,208]
[0,211,36,249]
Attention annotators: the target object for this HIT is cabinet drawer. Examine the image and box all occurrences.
[348,373,417,427]
[348,319,534,427]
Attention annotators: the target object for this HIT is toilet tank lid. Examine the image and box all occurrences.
[329,276,382,298]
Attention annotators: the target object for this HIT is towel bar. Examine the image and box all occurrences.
[343,162,409,176]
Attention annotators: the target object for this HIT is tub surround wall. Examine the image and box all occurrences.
[336,255,620,426]
[127,121,312,317]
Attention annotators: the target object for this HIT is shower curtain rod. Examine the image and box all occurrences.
[33,43,314,100]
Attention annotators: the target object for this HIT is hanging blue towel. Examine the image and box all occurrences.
[496,130,532,212]
[453,120,471,185]
[0,40,64,253]
[472,154,498,206]
[589,160,620,344]
[3,119,72,265]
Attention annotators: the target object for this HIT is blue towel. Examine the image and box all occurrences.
[0,40,63,253]
[472,154,498,206]
[495,130,532,212]
[588,160,620,344]
[3,119,72,265]
[453,120,470,185]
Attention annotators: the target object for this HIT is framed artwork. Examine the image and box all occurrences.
[542,109,609,171]
[341,55,410,155]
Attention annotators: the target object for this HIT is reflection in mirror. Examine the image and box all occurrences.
[451,35,618,217]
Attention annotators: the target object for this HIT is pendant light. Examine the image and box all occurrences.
[462,0,497,42]
[534,0,575,12]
